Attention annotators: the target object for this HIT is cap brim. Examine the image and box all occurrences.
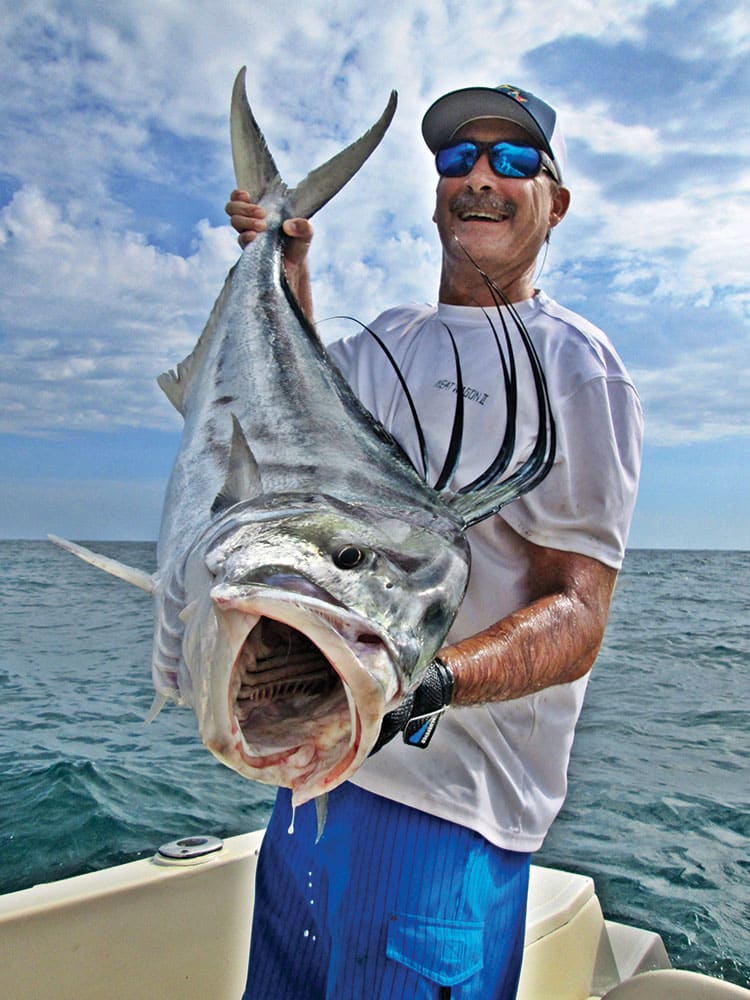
[422,87,550,157]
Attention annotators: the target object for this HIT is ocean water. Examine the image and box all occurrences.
[0,541,747,987]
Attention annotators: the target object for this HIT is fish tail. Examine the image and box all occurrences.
[230,66,397,220]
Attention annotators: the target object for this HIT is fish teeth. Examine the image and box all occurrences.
[236,664,336,705]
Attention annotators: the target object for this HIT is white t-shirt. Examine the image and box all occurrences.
[326,291,643,852]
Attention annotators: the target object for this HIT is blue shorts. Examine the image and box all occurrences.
[243,783,530,999]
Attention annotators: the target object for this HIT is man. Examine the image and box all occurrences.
[227,84,643,999]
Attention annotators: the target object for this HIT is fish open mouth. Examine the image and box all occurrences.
[232,617,344,729]
[208,584,398,802]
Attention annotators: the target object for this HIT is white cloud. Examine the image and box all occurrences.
[562,103,664,160]
[676,0,750,58]
[0,0,687,198]
[0,187,236,433]
[633,344,750,445]
[0,0,747,460]
[0,0,747,547]
[574,173,750,304]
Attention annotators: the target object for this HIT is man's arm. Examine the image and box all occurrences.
[442,538,617,706]
[372,538,617,753]
[225,189,315,320]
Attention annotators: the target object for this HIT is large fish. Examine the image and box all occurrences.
[52,68,554,807]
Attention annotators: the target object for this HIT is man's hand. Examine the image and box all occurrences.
[225,189,313,256]
[370,659,454,755]
[225,189,314,319]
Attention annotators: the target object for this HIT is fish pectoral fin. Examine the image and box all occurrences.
[210,415,263,516]
[145,691,169,723]
[48,535,155,593]
[314,793,329,843]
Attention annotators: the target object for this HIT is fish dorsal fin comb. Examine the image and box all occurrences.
[439,240,557,527]
[230,66,285,199]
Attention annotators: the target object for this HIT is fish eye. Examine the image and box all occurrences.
[333,545,366,569]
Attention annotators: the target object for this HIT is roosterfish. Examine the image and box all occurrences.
[52,68,554,811]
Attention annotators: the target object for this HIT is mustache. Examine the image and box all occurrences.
[449,191,516,219]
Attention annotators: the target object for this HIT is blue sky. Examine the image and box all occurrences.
[1,0,748,548]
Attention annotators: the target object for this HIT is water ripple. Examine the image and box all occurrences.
[1,542,748,987]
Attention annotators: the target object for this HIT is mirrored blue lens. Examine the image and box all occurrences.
[435,141,480,176]
[492,144,542,178]
[435,141,543,179]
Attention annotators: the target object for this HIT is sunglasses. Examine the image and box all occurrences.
[435,140,560,183]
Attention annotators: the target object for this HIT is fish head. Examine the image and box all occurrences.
[175,492,469,805]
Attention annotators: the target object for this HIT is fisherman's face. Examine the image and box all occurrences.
[433,119,569,295]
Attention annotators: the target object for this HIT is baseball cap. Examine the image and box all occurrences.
[422,84,567,183]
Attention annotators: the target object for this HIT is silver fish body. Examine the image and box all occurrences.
[150,70,471,804]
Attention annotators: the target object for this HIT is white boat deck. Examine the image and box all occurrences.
[0,830,745,999]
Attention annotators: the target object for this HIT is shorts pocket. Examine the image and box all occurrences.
[386,912,484,987]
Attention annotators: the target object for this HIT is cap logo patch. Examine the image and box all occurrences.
[498,85,527,104]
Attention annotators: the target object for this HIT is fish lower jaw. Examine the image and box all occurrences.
[229,741,316,772]
[202,735,323,798]
[206,722,360,805]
